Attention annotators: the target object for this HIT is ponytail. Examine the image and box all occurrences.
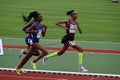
[22,11,40,23]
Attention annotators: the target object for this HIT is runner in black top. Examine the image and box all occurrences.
[42,10,88,72]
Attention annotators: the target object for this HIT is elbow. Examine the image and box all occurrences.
[45,26,48,30]
[25,30,30,33]
[79,31,82,34]
[43,24,47,29]
[55,22,59,26]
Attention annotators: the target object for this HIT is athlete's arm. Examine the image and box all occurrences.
[76,21,82,34]
[42,24,48,37]
[22,21,33,33]
[25,23,38,33]
[55,20,68,30]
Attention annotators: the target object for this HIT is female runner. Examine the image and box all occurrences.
[42,10,88,72]
[16,11,48,75]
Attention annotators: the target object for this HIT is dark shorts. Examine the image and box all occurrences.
[61,34,74,44]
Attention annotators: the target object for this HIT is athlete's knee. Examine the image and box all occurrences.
[69,41,76,47]
[79,48,83,52]
[44,51,48,55]
[57,52,64,56]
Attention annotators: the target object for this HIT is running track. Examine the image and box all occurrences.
[0,44,120,80]
[3,44,120,54]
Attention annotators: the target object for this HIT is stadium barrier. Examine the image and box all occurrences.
[0,39,3,55]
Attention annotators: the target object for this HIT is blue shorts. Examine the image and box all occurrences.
[25,36,39,45]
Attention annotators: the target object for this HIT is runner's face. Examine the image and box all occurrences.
[72,13,78,20]
[37,15,43,22]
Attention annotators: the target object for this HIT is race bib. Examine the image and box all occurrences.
[37,30,42,38]
[69,24,77,33]
[28,38,33,45]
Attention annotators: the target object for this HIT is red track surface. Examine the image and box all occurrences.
[0,44,120,80]
[3,45,120,54]
[0,70,120,80]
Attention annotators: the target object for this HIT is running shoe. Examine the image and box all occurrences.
[31,61,36,69]
[19,49,26,59]
[21,68,27,73]
[79,66,88,72]
[15,66,21,75]
[42,57,47,65]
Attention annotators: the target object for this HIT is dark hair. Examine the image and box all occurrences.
[22,11,40,23]
[66,10,77,16]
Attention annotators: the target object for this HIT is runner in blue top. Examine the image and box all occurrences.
[16,11,48,75]
[25,21,43,44]
[42,10,88,72]
[19,14,47,58]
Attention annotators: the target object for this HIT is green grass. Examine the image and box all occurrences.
[0,0,120,42]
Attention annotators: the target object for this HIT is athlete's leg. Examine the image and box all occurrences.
[32,43,48,63]
[28,45,41,56]
[57,44,69,55]
[72,44,88,72]
[30,43,48,69]
[42,42,69,64]
[19,49,40,57]
[71,44,83,52]
[19,45,40,60]
[19,45,30,59]
[17,46,34,69]
[19,49,27,59]
[16,46,34,75]
[32,49,41,56]
[68,41,84,67]
[47,42,69,59]
[72,44,83,65]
